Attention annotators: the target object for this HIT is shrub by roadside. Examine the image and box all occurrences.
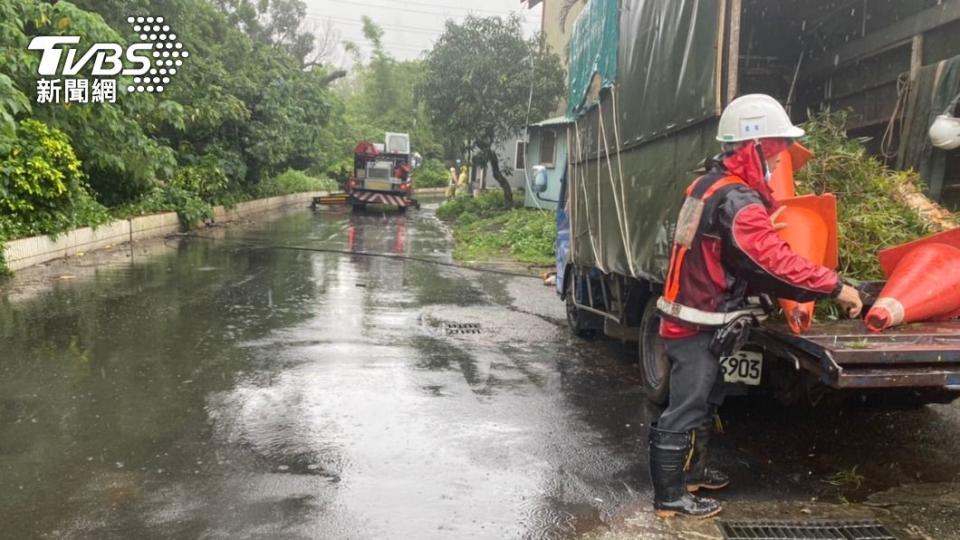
[0,119,113,240]
[0,119,112,276]
[436,191,512,222]
[255,169,339,198]
[414,158,450,188]
[453,209,556,265]
[0,167,337,276]
[111,186,215,227]
[113,169,337,227]
[436,191,555,266]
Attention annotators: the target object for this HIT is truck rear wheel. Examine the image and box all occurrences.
[565,277,597,339]
[639,299,670,405]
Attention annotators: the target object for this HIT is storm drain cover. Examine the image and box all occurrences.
[441,322,482,335]
[719,520,897,540]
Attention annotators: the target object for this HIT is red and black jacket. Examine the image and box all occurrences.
[660,168,842,339]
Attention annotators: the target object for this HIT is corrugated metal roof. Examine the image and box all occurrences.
[529,115,572,128]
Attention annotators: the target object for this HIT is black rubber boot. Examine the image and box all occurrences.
[649,427,722,519]
[686,424,730,493]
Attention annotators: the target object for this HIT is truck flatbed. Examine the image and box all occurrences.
[754,320,960,389]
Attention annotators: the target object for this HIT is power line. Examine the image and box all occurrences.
[307,11,541,43]
[349,0,515,16]
[315,0,521,16]
[333,27,434,48]
[311,0,526,19]
[306,14,445,36]
[335,35,432,53]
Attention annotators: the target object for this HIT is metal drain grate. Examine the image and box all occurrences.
[442,322,482,335]
[719,520,897,540]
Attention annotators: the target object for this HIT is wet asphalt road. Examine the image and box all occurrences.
[2,204,960,539]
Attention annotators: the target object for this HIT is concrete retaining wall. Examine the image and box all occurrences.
[3,191,324,272]
[211,192,321,222]
[129,212,180,242]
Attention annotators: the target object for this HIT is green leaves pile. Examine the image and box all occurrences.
[796,111,950,280]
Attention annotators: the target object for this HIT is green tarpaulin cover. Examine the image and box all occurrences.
[567,0,620,118]
[567,0,723,279]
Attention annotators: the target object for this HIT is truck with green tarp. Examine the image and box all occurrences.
[553,0,960,406]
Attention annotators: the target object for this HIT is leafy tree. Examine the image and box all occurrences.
[420,15,564,206]
[2,0,179,205]
[215,0,343,73]
[69,0,336,190]
[0,0,360,249]
[0,118,110,238]
[327,16,443,176]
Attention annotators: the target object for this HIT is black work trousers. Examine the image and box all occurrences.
[656,332,725,433]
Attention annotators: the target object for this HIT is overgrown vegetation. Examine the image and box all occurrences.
[255,169,338,198]
[453,209,556,266]
[436,191,511,222]
[0,0,345,242]
[414,159,449,189]
[1,0,451,276]
[111,186,213,226]
[111,170,336,226]
[797,111,954,280]
[0,118,111,238]
[437,192,555,266]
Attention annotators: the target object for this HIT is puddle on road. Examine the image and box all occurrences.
[2,206,960,539]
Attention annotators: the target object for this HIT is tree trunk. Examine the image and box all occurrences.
[891,180,958,232]
[487,150,514,207]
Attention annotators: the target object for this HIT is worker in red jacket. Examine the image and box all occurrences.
[651,94,863,519]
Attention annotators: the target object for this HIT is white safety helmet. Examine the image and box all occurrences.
[929,114,960,150]
[717,94,805,143]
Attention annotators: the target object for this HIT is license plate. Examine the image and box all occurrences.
[365,180,393,192]
[720,349,763,386]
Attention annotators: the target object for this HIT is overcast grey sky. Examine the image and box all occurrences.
[301,0,543,66]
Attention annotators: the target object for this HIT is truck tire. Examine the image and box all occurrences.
[565,277,597,339]
[639,299,670,405]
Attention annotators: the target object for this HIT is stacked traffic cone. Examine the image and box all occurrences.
[768,143,813,200]
[769,143,838,334]
[774,194,838,333]
[866,229,960,332]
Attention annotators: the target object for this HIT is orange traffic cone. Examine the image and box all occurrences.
[769,143,829,333]
[787,142,814,171]
[775,193,839,333]
[768,143,814,201]
[866,229,960,332]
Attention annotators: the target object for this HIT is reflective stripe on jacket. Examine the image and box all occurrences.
[659,170,842,339]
